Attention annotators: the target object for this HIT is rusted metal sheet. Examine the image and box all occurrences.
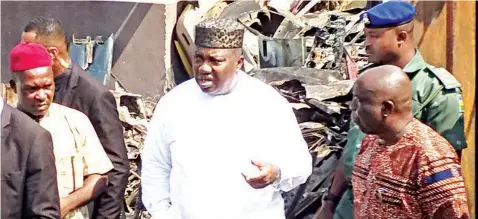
[414,1,447,67]
[415,1,475,218]
[450,2,476,219]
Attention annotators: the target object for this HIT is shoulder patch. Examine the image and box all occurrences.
[458,95,465,113]
[426,66,462,89]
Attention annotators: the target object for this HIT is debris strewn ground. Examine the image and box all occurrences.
[250,67,352,218]
[1,1,370,218]
[169,1,370,218]
[112,86,154,219]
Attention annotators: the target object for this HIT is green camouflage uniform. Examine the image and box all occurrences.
[333,50,467,219]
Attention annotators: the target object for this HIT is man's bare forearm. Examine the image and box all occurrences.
[313,161,349,219]
[61,174,108,216]
[328,162,348,197]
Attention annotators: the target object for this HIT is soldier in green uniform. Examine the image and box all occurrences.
[313,1,467,219]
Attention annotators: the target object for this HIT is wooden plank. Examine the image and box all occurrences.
[415,1,475,218]
[451,2,476,218]
[414,1,448,67]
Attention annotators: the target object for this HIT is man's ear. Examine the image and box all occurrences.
[382,100,395,118]
[397,31,408,45]
[236,55,244,70]
[9,79,17,94]
[46,47,59,60]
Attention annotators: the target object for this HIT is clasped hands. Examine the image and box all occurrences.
[241,160,280,189]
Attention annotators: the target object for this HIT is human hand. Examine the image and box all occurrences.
[242,160,280,189]
[313,197,335,219]
[60,197,72,218]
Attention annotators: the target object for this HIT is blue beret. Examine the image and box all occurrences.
[361,1,416,28]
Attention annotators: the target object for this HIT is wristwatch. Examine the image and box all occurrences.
[323,192,341,205]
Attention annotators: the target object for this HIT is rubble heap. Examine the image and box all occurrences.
[112,89,155,219]
[168,1,369,219]
[1,1,370,219]
[251,67,353,219]
[172,0,369,84]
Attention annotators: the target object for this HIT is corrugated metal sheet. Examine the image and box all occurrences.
[415,1,475,218]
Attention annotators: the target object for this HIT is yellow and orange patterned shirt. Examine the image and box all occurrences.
[352,119,469,219]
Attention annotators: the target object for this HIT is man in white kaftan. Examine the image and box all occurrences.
[141,18,312,219]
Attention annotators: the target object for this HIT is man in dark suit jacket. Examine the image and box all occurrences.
[1,100,61,219]
[21,17,129,218]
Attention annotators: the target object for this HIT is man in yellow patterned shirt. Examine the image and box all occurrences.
[9,42,114,218]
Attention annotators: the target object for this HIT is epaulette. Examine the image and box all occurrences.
[426,66,461,89]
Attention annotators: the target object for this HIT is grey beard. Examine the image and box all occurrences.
[208,70,241,96]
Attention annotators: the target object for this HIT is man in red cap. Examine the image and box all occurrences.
[22,17,129,219]
[1,91,60,218]
[10,42,114,219]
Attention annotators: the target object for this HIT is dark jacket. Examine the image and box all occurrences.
[54,64,129,218]
[1,102,60,219]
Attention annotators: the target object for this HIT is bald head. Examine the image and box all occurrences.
[351,65,413,135]
[357,65,412,111]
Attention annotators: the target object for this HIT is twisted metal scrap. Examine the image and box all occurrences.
[113,91,155,219]
[269,79,351,219]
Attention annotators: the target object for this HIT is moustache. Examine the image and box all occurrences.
[197,75,214,81]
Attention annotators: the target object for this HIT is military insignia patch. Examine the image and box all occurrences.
[458,95,464,112]
[362,13,370,25]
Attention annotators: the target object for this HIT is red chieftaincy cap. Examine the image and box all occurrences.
[10,42,52,71]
